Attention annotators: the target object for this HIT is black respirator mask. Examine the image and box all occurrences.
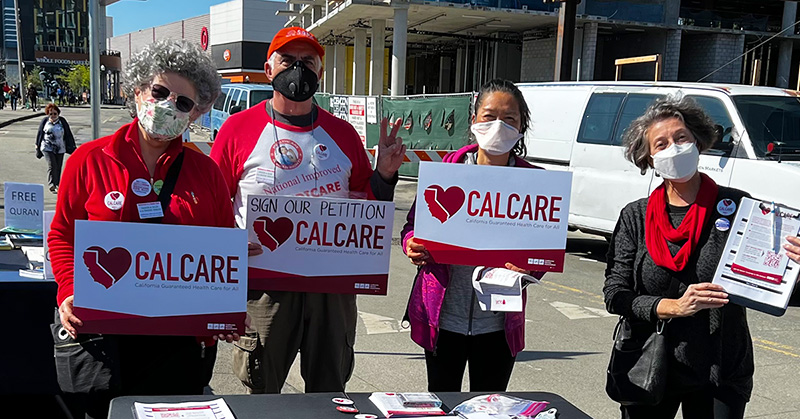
[272,60,319,102]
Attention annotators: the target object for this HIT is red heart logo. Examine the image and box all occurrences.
[423,185,466,223]
[762,207,771,215]
[253,216,294,251]
[319,144,327,152]
[83,246,132,289]
[110,192,120,200]
[723,199,733,207]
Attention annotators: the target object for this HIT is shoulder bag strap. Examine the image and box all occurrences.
[146,151,184,224]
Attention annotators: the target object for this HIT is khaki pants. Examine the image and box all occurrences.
[233,290,357,393]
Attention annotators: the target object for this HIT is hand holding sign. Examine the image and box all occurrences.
[785,236,800,264]
[406,236,431,266]
[58,296,83,339]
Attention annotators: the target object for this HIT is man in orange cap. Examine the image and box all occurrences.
[211,27,405,393]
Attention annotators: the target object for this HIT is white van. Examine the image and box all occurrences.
[518,82,800,237]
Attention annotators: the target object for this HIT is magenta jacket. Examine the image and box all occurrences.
[401,144,545,356]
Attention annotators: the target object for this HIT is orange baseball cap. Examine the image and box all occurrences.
[268,27,324,59]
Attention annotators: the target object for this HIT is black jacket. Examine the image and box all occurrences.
[35,116,76,156]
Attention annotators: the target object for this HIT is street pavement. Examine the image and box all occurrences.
[2,107,800,418]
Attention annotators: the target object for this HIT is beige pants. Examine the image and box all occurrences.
[233,290,357,393]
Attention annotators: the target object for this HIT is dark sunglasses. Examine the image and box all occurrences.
[150,84,196,113]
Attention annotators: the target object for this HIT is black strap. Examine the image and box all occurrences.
[146,151,184,224]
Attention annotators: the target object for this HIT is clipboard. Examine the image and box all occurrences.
[711,197,800,317]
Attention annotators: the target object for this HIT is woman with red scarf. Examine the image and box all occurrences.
[604,97,755,419]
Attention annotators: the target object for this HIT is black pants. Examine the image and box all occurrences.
[621,385,747,419]
[44,151,64,188]
[424,329,516,392]
[10,97,16,110]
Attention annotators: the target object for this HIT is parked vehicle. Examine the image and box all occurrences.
[211,83,274,140]
[518,81,800,237]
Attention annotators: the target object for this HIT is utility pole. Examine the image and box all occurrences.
[550,0,580,82]
[89,0,101,140]
[13,0,25,106]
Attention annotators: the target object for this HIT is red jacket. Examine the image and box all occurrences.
[49,119,235,306]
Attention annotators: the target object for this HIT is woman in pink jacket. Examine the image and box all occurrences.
[402,79,545,392]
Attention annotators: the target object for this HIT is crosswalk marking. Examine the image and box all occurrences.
[548,301,615,320]
[358,311,409,335]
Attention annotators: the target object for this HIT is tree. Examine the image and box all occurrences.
[24,65,44,90]
[60,64,90,93]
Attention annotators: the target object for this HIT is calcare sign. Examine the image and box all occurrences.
[414,162,572,272]
[73,220,248,336]
[247,195,394,294]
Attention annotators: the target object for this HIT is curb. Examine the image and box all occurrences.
[0,112,45,128]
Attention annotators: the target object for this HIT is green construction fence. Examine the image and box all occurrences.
[314,93,473,177]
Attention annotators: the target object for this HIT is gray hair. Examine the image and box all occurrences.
[123,39,221,115]
[623,95,717,175]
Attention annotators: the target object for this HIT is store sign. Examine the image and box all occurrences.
[200,27,209,51]
[35,56,88,66]
[223,49,231,62]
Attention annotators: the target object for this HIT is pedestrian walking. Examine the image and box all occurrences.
[27,83,38,111]
[49,39,234,419]
[10,85,18,110]
[210,27,405,394]
[401,79,545,392]
[35,103,75,193]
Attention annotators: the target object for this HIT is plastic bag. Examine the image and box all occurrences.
[450,394,549,419]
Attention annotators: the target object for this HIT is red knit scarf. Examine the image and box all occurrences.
[645,173,718,272]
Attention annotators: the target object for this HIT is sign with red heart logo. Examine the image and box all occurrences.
[253,216,294,251]
[423,185,465,223]
[82,246,132,289]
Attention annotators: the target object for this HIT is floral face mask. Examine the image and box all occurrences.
[136,97,191,141]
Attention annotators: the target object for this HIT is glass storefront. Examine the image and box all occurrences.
[34,0,88,54]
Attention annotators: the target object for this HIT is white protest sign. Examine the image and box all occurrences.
[247,195,394,294]
[43,210,55,279]
[349,96,367,147]
[73,220,248,336]
[4,182,44,231]
[414,162,572,271]
[366,97,378,124]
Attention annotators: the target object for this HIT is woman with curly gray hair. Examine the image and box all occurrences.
[49,39,234,418]
[603,96,755,418]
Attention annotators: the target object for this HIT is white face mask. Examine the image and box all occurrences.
[470,120,523,156]
[651,142,699,183]
[136,97,191,142]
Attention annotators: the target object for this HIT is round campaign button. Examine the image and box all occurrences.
[336,406,359,414]
[314,143,330,160]
[104,191,125,210]
[153,180,164,196]
[717,199,736,216]
[355,414,378,419]
[131,178,152,197]
[332,398,354,405]
[715,217,731,232]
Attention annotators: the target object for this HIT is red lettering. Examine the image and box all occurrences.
[308,222,321,245]
[321,222,334,246]
[296,221,309,244]
[226,256,239,284]
[549,196,562,223]
[346,225,359,247]
[195,255,209,282]
[494,192,505,219]
[150,253,165,281]
[467,191,480,216]
[479,193,493,217]
[136,252,149,279]
[333,181,342,191]
[360,225,373,248]
[326,184,336,194]
[535,196,549,221]
[334,223,346,246]
[211,255,225,283]
[165,254,179,281]
[507,193,520,219]
[520,196,533,220]
[181,254,194,281]
[373,225,385,249]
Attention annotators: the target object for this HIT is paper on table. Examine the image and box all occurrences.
[471,267,540,312]
[133,398,234,419]
[712,197,800,317]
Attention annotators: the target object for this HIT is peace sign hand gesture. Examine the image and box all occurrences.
[376,117,406,180]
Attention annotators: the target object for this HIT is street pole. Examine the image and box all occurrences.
[553,0,578,82]
[89,0,101,140]
[13,0,25,107]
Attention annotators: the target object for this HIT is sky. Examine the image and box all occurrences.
[107,0,230,37]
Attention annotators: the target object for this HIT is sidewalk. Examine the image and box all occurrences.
[0,107,44,128]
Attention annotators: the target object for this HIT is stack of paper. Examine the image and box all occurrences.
[369,392,447,417]
[133,398,234,419]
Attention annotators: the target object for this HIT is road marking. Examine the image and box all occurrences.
[358,311,409,335]
[753,338,800,358]
[539,282,605,304]
[548,301,614,320]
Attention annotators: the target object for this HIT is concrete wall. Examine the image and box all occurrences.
[679,33,745,83]
[662,29,681,81]
[108,14,210,75]
[210,0,242,46]
[520,32,556,82]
